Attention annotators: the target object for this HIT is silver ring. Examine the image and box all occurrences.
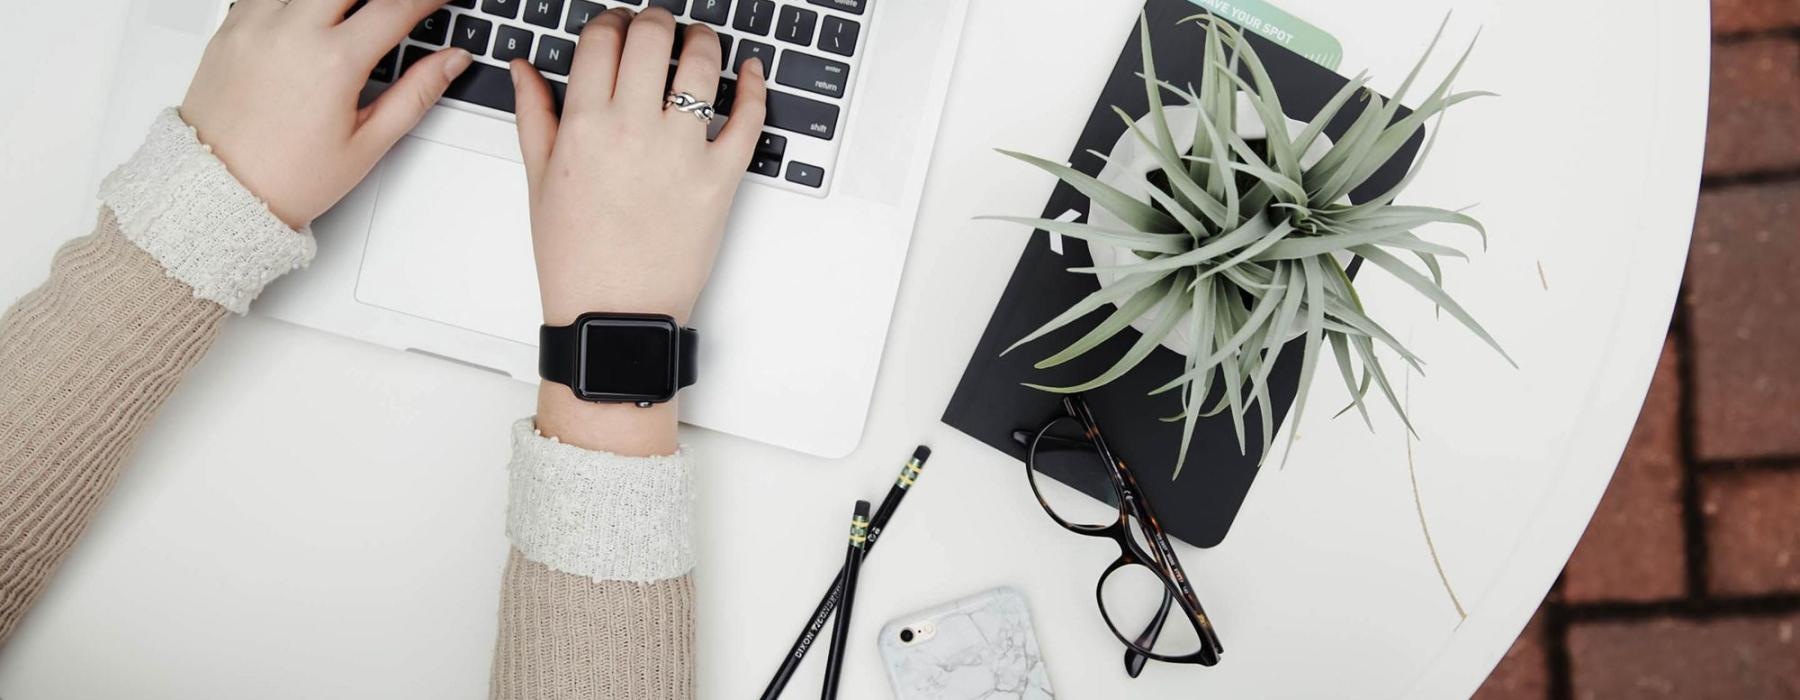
[664,91,716,125]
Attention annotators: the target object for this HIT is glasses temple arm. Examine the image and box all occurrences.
[1123,588,1175,678]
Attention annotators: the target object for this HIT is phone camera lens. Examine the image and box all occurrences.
[899,628,915,643]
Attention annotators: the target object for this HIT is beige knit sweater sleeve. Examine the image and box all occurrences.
[0,214,229,645]
[0,110,698,699]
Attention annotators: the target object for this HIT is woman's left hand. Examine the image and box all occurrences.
[180,0,472,229]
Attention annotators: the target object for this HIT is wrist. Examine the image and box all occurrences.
[536,383,680,457]
[541,292,694,327]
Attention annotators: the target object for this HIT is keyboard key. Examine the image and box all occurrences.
[523,0,565,29]
[757,132,788,157]
[650,0,687,13]
[714,77,737,114]
[775,6,817,46]
[733,0,775,36]
[565,0,604,33]
[450,0,476,7]
[371,47,399,82]
[402,45,430,74]
[733,40,776,74]
[534,35,576,75]
[450,14,494,55]
[481,0,521,20]
[443,56,520,112]
[411,9,452,45]
[669,24,733,60]
[806,0,864,15]
[819,16,858,57]
[786,162,824,188]
[494,24,535,62]
[776,52,848,98]
[548,79,568,114]
[670,22,687,58]
[692,0,730,25]
[749,153,782,177]
[765,89,839,139]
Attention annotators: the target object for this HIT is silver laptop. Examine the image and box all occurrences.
[100,0,968,457]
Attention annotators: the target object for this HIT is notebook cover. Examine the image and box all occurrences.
[942,0,1424,548]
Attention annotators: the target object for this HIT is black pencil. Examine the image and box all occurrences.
[820,501,869,700]
[759,446,931,700]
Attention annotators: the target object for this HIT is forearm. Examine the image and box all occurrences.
[492,553,696,699]
[0,109,311,647]
[0,217,228,645]
[490,417,697,700]
[490,269,696,698]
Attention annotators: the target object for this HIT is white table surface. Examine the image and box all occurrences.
[0,1,1707,697]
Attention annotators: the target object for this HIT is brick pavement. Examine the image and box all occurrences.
[1473,4,1800,698]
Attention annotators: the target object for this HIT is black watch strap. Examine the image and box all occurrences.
[538,320,699,394]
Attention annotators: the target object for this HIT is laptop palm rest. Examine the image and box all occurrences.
[354,136,543,346]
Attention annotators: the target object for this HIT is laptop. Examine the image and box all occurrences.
[98,0,969,457]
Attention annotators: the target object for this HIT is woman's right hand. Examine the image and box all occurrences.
[511,7,768,328]
[511,7,767,456]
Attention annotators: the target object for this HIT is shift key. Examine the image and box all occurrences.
[765,89,840,140]
[775,53,850,99]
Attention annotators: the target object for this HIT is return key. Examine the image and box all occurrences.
[776,53,850,99]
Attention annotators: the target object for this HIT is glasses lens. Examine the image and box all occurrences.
[1028,418,1122,528]
[1099,562,1205,658]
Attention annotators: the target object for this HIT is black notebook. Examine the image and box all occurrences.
[943,0,1424,548]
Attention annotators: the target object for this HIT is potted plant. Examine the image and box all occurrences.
[986,14,1512,475]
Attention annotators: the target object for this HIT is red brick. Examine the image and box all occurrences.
[1685,181,1800,460]
[1704,39,1800,176]
[1563,338,1688,603]
[1714,0,1800,33]
[1703,469,1800,595]
[1473,612,1550,700]
[1569,613,1800,698]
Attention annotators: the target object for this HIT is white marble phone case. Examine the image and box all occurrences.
[878,587,1055,700]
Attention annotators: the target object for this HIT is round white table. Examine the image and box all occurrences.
[0,1,1706,697]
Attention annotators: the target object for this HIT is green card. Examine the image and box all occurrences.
[1182,0,1343,70]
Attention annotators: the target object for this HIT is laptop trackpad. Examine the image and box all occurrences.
[355,137,542,346]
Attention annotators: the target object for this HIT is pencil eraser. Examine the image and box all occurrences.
[912,445,932,463]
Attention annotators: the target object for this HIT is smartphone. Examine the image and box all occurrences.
[878,586,1055,699]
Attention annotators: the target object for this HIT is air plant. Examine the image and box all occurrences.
[985,14,1513,476]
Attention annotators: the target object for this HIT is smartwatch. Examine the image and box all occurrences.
[539,312,698,405]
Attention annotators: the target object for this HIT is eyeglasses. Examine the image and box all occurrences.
[1013,394,1222,676]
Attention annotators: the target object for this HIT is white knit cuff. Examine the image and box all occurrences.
[505,418,696,583]
[99,108,316,314]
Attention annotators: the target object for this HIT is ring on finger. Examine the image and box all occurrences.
[664,91,716,125]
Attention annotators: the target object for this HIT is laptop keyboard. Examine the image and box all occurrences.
[343,0,868,195]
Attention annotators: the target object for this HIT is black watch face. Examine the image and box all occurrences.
[577,317,679,402]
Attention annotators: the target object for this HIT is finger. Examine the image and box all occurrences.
[340,0,451,62]
[564,7,632,113]
[353,47,473,156]
[613,7,680,111]
[713,57,767,162]
[667,23,724,113]
[290,0,362,24]
[510,59,561,195]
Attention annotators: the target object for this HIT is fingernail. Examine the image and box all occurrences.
[443,49,473,80]
[748,57,765,77]
[509,61,521,86]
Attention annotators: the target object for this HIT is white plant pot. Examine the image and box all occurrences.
[1086,95,1334,356]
